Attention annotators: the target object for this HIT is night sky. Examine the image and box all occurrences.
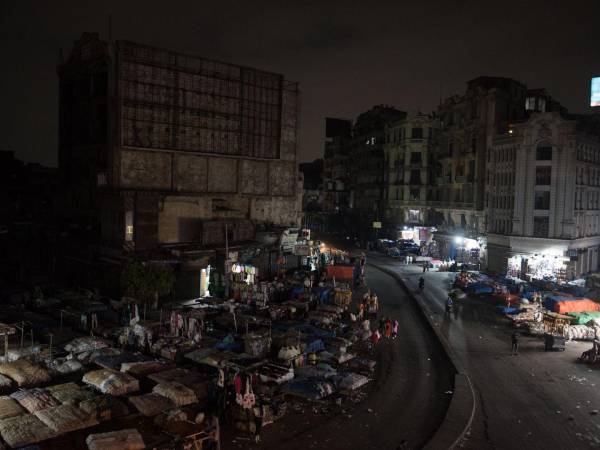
[1,0,599,167]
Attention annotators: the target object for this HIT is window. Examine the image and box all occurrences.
[526,97,535,111]
[468,160,475,182]
[410,189,420,201]
[410,170,421,185]
[395,188,400,200]
[125,210,134,242]
[535,166,551,185]
[410,152,422,164]
[411,128,423,139]
[536,145,552,160]
[535,191,550,210]
[533,216,549,238]
[409,209,420,222]
[449,142,454,156]
[471,137,477,152]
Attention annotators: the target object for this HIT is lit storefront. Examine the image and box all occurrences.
[507,253,569,283]
[398,226,434,245]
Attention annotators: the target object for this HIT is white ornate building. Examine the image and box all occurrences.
[487,111,600,280]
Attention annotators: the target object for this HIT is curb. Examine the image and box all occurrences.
[370,263,476,450]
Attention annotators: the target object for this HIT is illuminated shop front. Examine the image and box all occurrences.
[507,253,569,282]
[398,226,435,245]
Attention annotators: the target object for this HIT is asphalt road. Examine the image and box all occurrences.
[224,265,454,450]
[371,254,600,450]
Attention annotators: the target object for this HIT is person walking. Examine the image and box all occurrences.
[511,331,520,355]
[392,319,399,339]
[371,329,381,349]
[253,404,263,442]
[385,319,392,339]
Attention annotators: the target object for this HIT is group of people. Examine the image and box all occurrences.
[371,317,399,346]
[356,289,379,320]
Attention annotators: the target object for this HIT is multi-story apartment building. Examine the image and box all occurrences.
[58,33,301,292]
[428,77,529,263]
[383,113,437,230]
[488,111,600,280]
[322,118,352,215]
[348,106,406,239]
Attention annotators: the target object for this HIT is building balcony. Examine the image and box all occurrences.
[427,200,476,210]
[455,175,466,183]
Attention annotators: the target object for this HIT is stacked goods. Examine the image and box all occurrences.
[148,368,203,385]
[152,382,197,406]
[11,388,59,413]
[34,403,98,433]
[129,393,176,417]
[79,396,130,423]
[0,374,12,390]
[567,311,600,325]
[554,299,599,314]
[565,325,597,341]
[333,288,352,307]
[64,337,109,354]
[0,359,52,387]
[326,265,354,281]
[467,283,494,295]
[86,428,145,450]
[282,378,335,400]
[46,383,95,405]
[0,396,25,419]
[0,413,56,448]
[47,358,83,375]
[120,360,174,377]
[337,372,370,391]
[82,369,139,396]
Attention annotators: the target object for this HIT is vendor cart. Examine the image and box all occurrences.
[543,311,573,335]
[544,333,566,351]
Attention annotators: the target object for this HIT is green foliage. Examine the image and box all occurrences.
[121,261,175,303]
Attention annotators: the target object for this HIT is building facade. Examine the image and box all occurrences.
[322,118,352,215]
[348,106,406,240]
[428,77,529,263]
[383,113,437,230]
[488,111,600,280]
[58,33,301,293]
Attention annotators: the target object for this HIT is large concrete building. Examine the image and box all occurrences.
[488,111,600,280]
[58,33,301,292]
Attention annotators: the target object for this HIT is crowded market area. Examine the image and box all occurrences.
[0,233,384,449]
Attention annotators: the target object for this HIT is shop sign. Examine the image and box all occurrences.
[372,222,382,229]
[293,244,311,256]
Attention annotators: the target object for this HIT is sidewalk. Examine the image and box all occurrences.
[369,254,600,450]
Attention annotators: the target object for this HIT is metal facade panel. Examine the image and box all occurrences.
[117,41,283,159]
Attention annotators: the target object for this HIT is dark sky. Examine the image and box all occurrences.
[1,0,599,167]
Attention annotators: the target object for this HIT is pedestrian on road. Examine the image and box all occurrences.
[392,319,399,339]
[379,317,386,335]
[423,264,427,273]
[357,302,365,321]
[511,331,519,355]
[371,329,381,348]
[385,319,392,339]
[253,404,263,443]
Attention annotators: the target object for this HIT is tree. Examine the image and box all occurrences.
[121,261,175,307]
